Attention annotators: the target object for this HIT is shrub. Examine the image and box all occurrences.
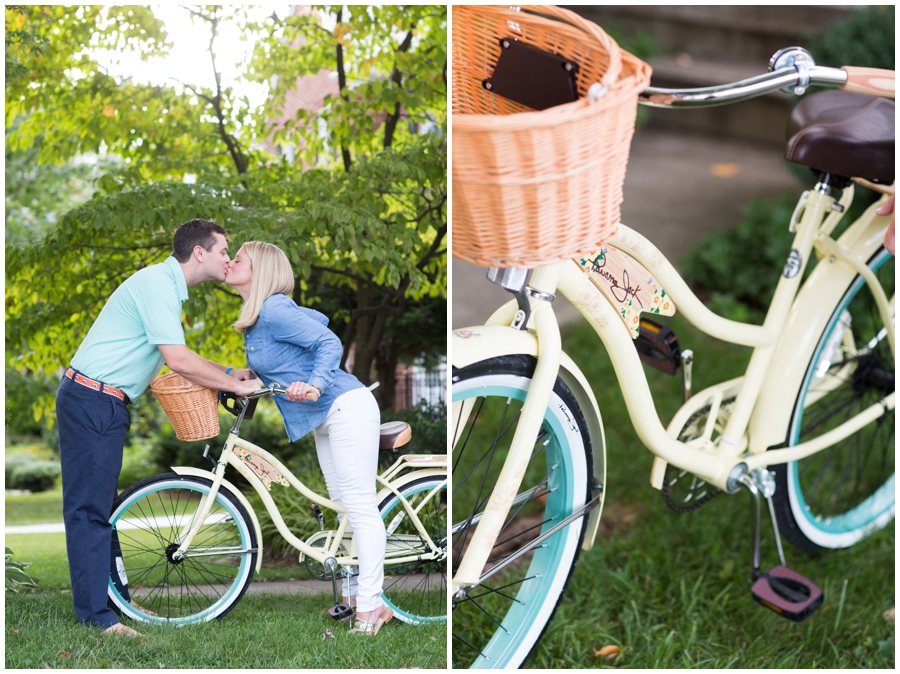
[382,400,446,455]
[808,6,894,70]
[4,366,57,439]
[681,184,881,322]
[117,438,161,489]
[243,434,329,558]
[242,400,447,559]
[9,460,60,493]
[681,192,799,322]
[5,453,38,484]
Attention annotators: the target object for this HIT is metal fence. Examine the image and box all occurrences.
[393,362,446,410]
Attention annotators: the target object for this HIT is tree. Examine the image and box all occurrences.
[6,5,446,416]
[247,5,447,400]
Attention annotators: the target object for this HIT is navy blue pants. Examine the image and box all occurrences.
[56,374,130,629]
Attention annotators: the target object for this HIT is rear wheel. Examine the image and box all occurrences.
[452,355,596,669]
[379,476,447,624]
[772,248,894,552]
[108,473,257,624]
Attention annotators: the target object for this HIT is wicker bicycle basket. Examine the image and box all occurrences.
[452,5,652,268]
[150,372,220,441]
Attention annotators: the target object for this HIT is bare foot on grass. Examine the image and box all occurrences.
[103,622,143,637]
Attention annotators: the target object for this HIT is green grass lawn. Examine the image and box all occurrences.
[6,482,64,525]
[453,311,894,668]
[522,313,895,668]
[6,491,447,669]
[5,591,447,669]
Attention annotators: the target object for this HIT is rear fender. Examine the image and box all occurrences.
[452,325,607,550]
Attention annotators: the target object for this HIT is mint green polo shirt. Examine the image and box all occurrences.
[70,256,189,401]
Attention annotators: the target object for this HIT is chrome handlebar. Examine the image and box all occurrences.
[639,66,847,109]
[638,47,849,109]
[246,384,286,399]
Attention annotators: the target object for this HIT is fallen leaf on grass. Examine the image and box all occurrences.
[594,644,621,662]
[59,651,74,659]
[12,630,20,636]
[883,607,894,624]
[323,628,335,640]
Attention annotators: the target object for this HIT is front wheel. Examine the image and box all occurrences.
[108,473,258,624]
[772,248,894,553]
[379,476,447,624]
[452,355,596,669]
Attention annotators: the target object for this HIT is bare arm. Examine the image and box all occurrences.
[158,344,259,396]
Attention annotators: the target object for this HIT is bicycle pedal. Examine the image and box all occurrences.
[751,565,823,622]
[635,317,681,376]
[328,603,354,621]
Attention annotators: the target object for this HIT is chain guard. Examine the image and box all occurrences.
[661,397,736,513]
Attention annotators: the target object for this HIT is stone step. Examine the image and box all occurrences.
[563,5,853,145]
[564,5,851,61]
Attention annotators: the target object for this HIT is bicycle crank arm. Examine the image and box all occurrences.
[454,492,601,599]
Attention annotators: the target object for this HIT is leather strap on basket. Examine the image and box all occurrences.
[504,5,622,90]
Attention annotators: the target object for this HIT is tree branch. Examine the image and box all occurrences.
[335,8,352,172]
[183,7,250,186]
[383,29,415,149]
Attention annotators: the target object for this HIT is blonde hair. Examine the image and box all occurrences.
[232,241,296,332]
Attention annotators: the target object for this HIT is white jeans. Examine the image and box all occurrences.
[314,386,385,613]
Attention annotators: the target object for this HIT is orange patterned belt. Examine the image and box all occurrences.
[65,367,128,403]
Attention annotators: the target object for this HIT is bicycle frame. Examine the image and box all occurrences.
[170,422,447,572]
[452,183,893,593]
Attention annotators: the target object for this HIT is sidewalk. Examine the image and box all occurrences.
[452,128,805,328]
[5,522,334,594]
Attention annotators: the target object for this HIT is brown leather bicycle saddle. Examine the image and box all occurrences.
[785,90,894,184]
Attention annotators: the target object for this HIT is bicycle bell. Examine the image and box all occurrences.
[768,47,815,95]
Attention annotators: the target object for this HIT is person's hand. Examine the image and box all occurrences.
[285,381,320,402]
[234,380,261,397]
[876,193,894,255]
[228,368,256,381]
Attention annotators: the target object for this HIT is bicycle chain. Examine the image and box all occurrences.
[661,397,736,513]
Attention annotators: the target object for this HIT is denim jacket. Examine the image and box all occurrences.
[243,294,363,442]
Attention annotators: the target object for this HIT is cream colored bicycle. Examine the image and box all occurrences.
[106,385,447,626]
[452,49,894,668]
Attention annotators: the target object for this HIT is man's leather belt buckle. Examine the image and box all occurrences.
[65,367,127,403]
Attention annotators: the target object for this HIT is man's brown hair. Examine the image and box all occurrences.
[172,219,227,262]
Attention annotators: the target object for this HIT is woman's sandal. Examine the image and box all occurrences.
[350,606,393,636]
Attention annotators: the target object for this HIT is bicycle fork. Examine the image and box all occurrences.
[171,445,232,561]
[453,265,566,597]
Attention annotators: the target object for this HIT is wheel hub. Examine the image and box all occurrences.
[165,542,185,565]
[851,352,894,395]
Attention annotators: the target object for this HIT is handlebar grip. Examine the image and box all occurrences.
[840,66,895,98]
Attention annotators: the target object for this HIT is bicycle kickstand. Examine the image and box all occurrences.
[741,468,824,622]
[324,557,354,622]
